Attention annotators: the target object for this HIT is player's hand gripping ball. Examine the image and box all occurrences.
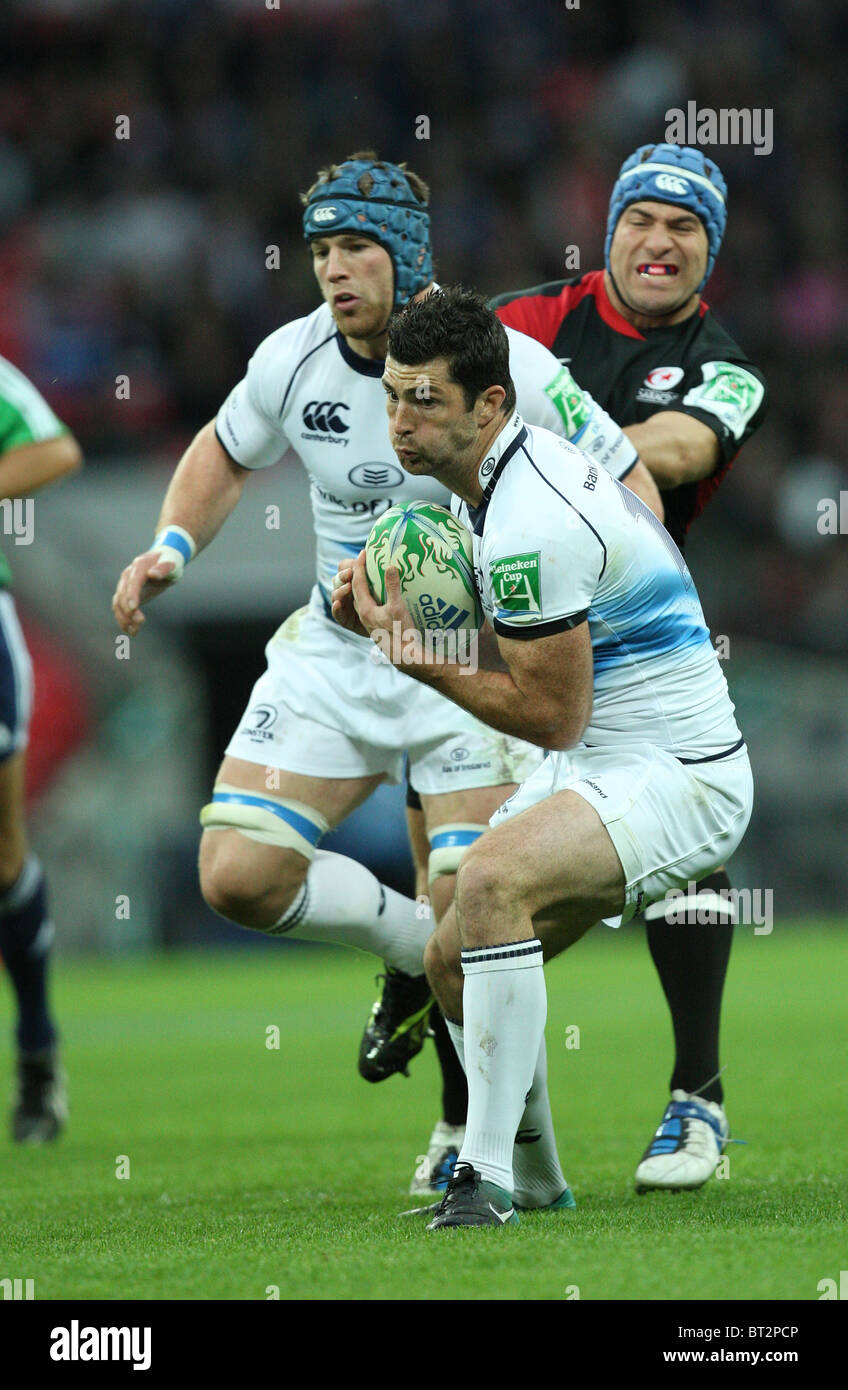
[365,502,481,634]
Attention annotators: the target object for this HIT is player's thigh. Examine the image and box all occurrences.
[213,755,384,826]
[406,805,431,902]
[205,601,398,903]
[419,784,518,828]
[418,783,519,921]
[531,910,599,960]
[0,750,27,885]
[200,754,384,902]
[454,789,625,943]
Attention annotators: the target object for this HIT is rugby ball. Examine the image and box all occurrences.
[365,502,481,633]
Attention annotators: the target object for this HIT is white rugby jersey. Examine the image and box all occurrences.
[215,301,576,610]
[455,411,744,760]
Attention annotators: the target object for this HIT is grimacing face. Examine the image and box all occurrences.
[310,233,395,340]
[381,355,480,485]
[608,200,709,319]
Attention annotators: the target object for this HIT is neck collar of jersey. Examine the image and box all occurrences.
[467,411,527,533]
[334,330,386,377]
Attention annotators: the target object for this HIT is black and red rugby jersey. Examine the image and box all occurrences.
[491,270,768,547]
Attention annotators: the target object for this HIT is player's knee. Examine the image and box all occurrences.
[198,833,306,928]
[455,848,515,943]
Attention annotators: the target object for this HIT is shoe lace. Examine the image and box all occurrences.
[667,1074,746,1147]
[687,1066,727,1101]
[444,1162,477,1195]
[427,1162,478,1218]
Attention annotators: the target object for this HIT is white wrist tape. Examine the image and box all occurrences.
[570,394,639,481]
[150,525,197,583]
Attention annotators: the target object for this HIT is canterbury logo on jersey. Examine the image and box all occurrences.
[302,400,350,433]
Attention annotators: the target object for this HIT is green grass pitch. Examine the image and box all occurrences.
[2,925,846,1301]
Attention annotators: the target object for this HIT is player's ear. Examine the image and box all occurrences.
[477,384,506,424]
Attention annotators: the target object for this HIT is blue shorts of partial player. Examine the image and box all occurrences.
[0,590,33,765]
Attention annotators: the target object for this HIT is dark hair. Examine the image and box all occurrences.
[387,287,516,414]
[301,150,430,206]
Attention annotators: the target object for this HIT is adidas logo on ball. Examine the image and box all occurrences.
[418,594,472,630]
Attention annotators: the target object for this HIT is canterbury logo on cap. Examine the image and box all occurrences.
[655,173,690,195]
[620,161,726,205]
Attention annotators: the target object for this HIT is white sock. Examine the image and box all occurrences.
[512,1036,568,1207]
[457,939,546,1194]
[444,1015,564,1204]
[445,1017,466,1068]
[268,849,430,975]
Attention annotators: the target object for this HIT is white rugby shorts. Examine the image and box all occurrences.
[489,740,754,925]
[226,588,544,795]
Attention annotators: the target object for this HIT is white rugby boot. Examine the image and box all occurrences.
[635,1089,729,1192]
[408,1120,465,1195]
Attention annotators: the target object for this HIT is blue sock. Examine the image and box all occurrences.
[0,854,56,1053]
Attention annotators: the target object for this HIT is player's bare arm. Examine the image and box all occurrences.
[0,433,82,498]
[624,411,720,489]
[112,419,249,636]
[350,555,593,750]
[468,620,509,672]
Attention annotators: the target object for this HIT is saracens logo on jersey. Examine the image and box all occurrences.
[636,366,685,406]
[301,400,350,444]
[644,367,685,391]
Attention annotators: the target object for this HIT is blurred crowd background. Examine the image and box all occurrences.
[1,0,846,948]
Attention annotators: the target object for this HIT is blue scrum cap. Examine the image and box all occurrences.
[302,156,432,307]
[605,144,727,292]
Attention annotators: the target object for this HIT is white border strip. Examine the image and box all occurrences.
[619,162,725,205]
